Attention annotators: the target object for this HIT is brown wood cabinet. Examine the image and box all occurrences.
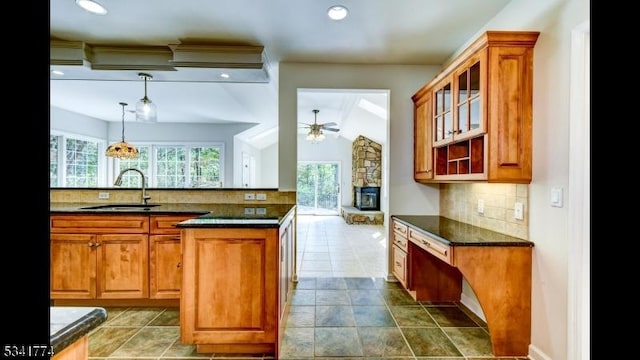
[50,215,149,299]
[50,213,201,302]
[391,220,409,288]
[180,211,295,357]
[412,31,539,183]
[149,214,201,299]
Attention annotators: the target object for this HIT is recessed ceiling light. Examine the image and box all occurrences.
[220,73,230,79]
[75,0,108,15]
[327,5,348,20]
[51,69,64,76]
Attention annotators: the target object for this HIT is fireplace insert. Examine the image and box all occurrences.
[354,186,380,210]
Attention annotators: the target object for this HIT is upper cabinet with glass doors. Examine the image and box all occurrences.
[412,31,539,183]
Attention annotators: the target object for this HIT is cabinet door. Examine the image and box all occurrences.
[96,234,149,299]
[181,228,277,345]
[149,234,182,299]
[413,91,434,181]
[453,50,486,142]
[432,78,453,147]
[50,233,97,299]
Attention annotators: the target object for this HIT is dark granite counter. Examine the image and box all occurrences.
[391,215,533,247]
[176,204,296,228]
[50,202,212,215]
[50,306,107,354]
[50,203,297,228]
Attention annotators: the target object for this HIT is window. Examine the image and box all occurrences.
[50,133,103,188]
[50,133,224,188]
[114,144,223,188]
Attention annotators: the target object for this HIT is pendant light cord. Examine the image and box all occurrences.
[120,102,127,141]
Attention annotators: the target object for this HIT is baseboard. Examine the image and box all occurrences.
[528,344,552,360]
[460,292,486,322]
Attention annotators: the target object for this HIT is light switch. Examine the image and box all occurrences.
[551,187,563,207]
[514,202,524,220]
[477,199,484,214]
[98,192,110,200]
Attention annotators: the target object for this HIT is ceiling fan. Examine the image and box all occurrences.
[299,109,339,142]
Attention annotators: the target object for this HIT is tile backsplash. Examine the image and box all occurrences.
[440,183,529,240]
[50,189,296,205]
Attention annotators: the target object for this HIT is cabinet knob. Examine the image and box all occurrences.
[87,241,94,247]
[177,262,181,268]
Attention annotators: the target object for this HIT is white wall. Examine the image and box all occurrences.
[278,63,442,220]
[297,134,353,207]
[259,142,278,188]
[50,106,108,138]
[469,0,589,359]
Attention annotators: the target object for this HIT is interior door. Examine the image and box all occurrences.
[296,162,340,215]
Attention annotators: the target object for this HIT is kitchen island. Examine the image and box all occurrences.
[50,306,107,360]
[176,204,296,358]
[390,215,534,356]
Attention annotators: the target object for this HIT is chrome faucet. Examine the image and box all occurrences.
[114,168,151,204]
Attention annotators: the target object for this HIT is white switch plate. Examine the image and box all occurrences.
[244,207,255,215]
[256,207,266,215]
[514,202,524,220]
[244,193,255,200]
[477,199,484,214]
[551,187,563,207]
[98,192,110,200]
[256,193,267,201]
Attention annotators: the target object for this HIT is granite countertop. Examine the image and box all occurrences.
[50,306,107,354]
[391,215,534,247]
[176,204,296,228]
[50,202,297,228]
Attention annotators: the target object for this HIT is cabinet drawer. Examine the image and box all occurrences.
[408,228,452,264]
[392,232,408,252]
[392,220,408,236]
[50,215,149,234]
[150,214,200,235]
[392,245,407,286]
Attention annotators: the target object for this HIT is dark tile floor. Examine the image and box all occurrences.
[87,277,527,360]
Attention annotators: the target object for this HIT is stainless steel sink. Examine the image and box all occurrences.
[79,204,161,211]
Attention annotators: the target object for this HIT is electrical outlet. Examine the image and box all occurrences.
[514,202,524,220]
[256,193,267,201]
[477,199,484,214]
[98,192,110,200]
[244,193,255,200]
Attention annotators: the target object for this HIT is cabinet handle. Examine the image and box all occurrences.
[395,261,401,266]
[87,241,94,247]
[94,242,101,247]
[177,262,181,268]
[421,239,430,247]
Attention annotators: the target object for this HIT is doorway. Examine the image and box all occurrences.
[296,161,340,215]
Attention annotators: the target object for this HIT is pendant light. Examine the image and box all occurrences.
[135,73,158,123]
[106,102,139,159]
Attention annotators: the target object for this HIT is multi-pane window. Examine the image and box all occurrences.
[190,147,221,187]
[156,146,187,188]
[65,138,99,187]
[50,135,59,187]
[50,133,102,188]
[50,133,224,188]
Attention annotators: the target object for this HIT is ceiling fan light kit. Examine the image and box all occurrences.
[303,109,339,143]
[136,73,158,123]
[106,102,139,159]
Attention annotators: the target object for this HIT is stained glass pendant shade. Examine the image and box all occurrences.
[106,102,139,159]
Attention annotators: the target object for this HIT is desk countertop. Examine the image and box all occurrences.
[50,306,107,354]
[391,215,534,246]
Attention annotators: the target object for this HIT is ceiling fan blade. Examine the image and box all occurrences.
[324,127,340,132]
[322,122,337,127]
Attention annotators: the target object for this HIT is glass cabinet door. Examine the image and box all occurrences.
[433,82,452,146]
[455,60,483,140]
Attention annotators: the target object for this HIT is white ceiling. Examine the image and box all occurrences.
[50,0,512,147]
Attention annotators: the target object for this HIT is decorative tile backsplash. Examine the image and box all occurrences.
[440,183,529,240]
[50,189,296,205]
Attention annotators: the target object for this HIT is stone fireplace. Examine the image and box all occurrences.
[341,135,383,225]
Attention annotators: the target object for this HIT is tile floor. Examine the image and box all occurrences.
[85,215,528,360]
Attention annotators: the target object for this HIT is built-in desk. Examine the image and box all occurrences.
[391,215,534,357]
